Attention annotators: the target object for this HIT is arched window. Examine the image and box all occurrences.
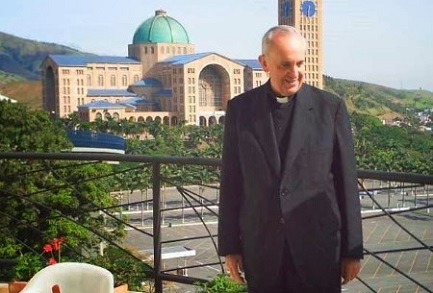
[98,75,104,87]
[199,66,223,107]
[199,116,207,127]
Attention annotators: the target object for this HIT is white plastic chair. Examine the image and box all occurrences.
[20,262,114,293]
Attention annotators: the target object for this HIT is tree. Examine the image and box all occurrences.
[0,101,125,267]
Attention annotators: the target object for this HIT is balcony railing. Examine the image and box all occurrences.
[0,152,432,293]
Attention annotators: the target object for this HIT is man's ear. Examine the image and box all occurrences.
[258,55,269,72]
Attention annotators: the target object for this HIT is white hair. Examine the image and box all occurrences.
[261,25,307,55]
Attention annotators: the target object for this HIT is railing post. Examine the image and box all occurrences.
[152,162,163,293]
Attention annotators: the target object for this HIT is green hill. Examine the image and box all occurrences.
[0,31,86,82]
[324,76,433,120]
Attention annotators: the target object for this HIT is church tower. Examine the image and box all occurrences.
[278,0,323,89]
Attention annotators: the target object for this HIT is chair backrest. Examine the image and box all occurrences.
[20,262,114,293]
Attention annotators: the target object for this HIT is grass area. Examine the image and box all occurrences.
[0,80,42,109]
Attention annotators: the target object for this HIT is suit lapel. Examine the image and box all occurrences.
[250,85,281,177]
[282,85,314,178]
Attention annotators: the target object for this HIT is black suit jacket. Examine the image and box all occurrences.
[218,82,363,292]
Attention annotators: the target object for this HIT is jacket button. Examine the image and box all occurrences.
[280,218,285,224]
[279,189,288,197]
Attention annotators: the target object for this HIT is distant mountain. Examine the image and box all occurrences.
[324,76,433,120]
[0,31,88,82]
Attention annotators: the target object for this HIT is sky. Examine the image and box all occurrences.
[1,0,433,91]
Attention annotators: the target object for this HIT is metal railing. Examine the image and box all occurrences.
[1,152,433,292]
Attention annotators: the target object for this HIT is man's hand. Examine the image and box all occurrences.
[341,258,361,284]
[225,254,245,283]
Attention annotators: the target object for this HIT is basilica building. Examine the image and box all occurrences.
[41,10,268,126]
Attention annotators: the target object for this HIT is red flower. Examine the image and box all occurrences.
[43,237,66,265]
[52,239,60,251]
[52,237,66,251]
[43,244,53,253]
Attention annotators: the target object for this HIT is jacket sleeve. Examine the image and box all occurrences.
[218,99,244,256]
[333,99,364,259]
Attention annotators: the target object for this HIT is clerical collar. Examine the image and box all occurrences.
[276,96,290,104]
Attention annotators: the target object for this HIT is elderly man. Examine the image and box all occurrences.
[218,25,363,293]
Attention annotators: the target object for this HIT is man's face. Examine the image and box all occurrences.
[259,33,306,96]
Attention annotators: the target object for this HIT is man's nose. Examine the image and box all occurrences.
[286,66,298,76]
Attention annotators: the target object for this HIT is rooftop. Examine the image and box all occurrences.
[78,100,125,109]
[132,77,163,87]
[235,59,263,70]
[87,89,137,97]
[161,52,213,65]
[49,55,140,67]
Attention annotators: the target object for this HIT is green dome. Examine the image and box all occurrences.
[133,10,190,44]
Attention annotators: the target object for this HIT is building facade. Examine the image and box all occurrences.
[42,4,322,126]
[278,0,323,88]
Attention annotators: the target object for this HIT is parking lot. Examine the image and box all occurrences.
[123,185,433,292]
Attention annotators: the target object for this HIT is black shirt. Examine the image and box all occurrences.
[266,83,297,168]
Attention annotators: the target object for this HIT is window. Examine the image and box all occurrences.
[133,75,139,83]
[122,75,127,86]
[98,75,104,86]
[110,75,116,86]
[199,66,223,107]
